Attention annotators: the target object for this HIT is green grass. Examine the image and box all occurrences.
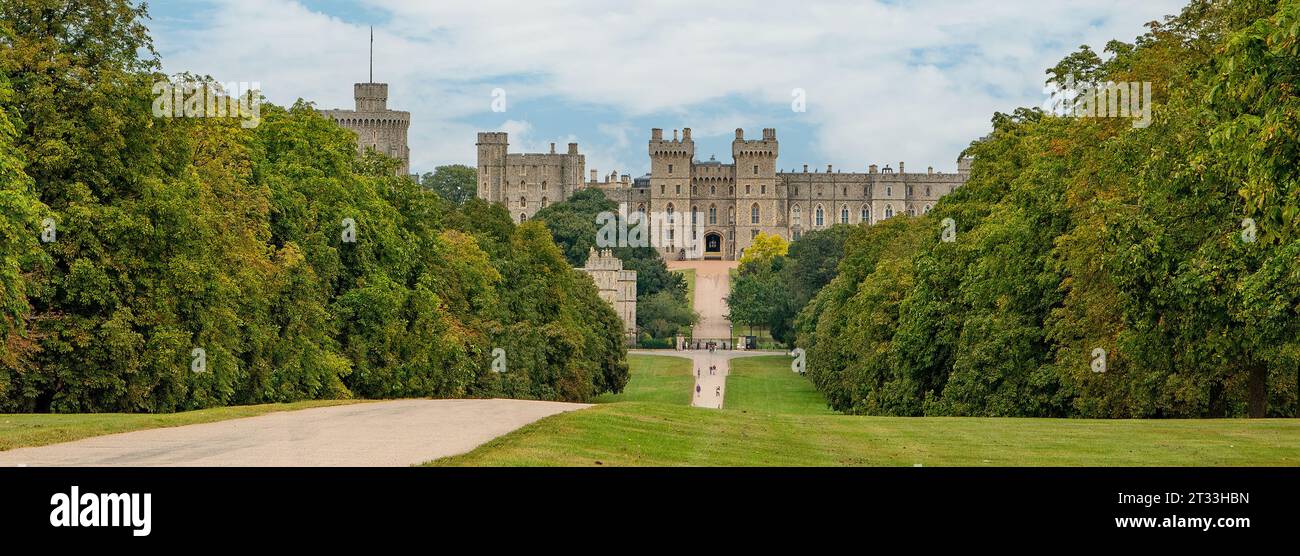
[432,354,1300,466]
[594,354,693,405]
[673,268,696,311]
[726,356,835,415]
[431,402,1300,466]
[0,400,358,452]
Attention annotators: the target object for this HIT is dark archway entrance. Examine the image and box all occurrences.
[704,232,722,259]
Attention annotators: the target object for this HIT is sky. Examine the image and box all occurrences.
[146,0,1188,177]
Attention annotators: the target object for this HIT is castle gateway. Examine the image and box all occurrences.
[477,127,970,260]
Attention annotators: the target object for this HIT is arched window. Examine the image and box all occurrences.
[840,206,849,224]
[728,186,734,195]
[637,203,646,217]
[815,205,825,227]
[861,205,870,224]
[667,203,675,223]
[692,205,698,223]
[907,207,916,217]
[924,205,931,214]
[541,197,548,208]
[520,213,527,222]
[792,205,802,224]
[710,185,716,195]
[709,204,717,224]
[751,203,760,224]
[907,185,913,196]
[519,197,527,208]
[728,206,735,224]
[925,186,931,196]
[885,205,894,219]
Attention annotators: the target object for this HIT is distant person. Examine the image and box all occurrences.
[696,384,701,397]
[715,386,720,397]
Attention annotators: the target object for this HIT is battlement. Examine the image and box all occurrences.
[354,83,388,112]
[649,127,695,157]
[732,127,778,159]
[477,132,509,145]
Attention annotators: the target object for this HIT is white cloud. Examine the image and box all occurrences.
[153,0,1188,173]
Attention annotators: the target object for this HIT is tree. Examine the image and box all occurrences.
[420,165,477,205]
[739,232,788,266]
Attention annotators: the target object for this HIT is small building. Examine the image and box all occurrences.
[578,248,637,344]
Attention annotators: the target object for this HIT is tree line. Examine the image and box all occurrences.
[0,0,628,412]
[791,0,1300,418]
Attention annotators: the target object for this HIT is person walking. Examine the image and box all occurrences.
[715,386,720,397]
[696,384,701,398]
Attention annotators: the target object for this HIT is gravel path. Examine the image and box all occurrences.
[0,399,589,467]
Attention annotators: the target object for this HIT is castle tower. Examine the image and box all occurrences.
[319,33,411,175]
[732,128,779,257]
[648,128,694,258]
[476,132,509,204]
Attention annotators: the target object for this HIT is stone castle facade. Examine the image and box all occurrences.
[477,127,970,260]
[322,83,411,175]
[578,248,637,343]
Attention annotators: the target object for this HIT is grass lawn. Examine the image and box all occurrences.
[594,354,693,405]
[726,356,835,415]
[0,400,358,452]
[431,402,1300,467]
[432,354,1300,466]
[673,268,696,311]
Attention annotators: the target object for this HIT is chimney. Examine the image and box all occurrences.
[673,129,679,141]
[869,164,878,174]
[899,161,905,173]
[549,143,556,154]
[928,166,934,175]
[827,164,833,173]
[568,143,578,155]
[652,128,663,141]
[803,164,808,172]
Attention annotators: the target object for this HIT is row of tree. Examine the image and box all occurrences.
[0,0,628,412]
[795,0,1300,418]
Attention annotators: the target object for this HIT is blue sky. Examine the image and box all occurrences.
[146,0,1187,176]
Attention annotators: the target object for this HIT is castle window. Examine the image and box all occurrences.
[709,205,717,224]
[864,186,869,196]
[692,206,698,223]
[541,197,548,208]
[676,184,681,194]
[753,165,759,175]
[907,185,913,196]
[924,205,931,214]
[885,206,894,219]
[751,203,760,224]
[519,197,526,208]
[661,185,665,194]
[815,206,824,227]
[728,206,735,224]
[861,205,870,224]
[710,185,716,195]
[751,229,758,239]
[729,186,734,195]
[692,185,697,194]
[908,208,916,217]
[926,186,931,196]
[520,213,527,221]
[746,184,751,194]
[668,164,674,174]
[792,205,802,223]
[795,186,800,196]
[886,186,892,196]
[843,187,847,196]
[761,184,766,194]
[840,206,849,224]
[793,229,802,241]
[667,203,675,223]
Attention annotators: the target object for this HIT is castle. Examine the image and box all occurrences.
[477,127,970,260]
[578,248,638,343]
[322,82,411,175]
